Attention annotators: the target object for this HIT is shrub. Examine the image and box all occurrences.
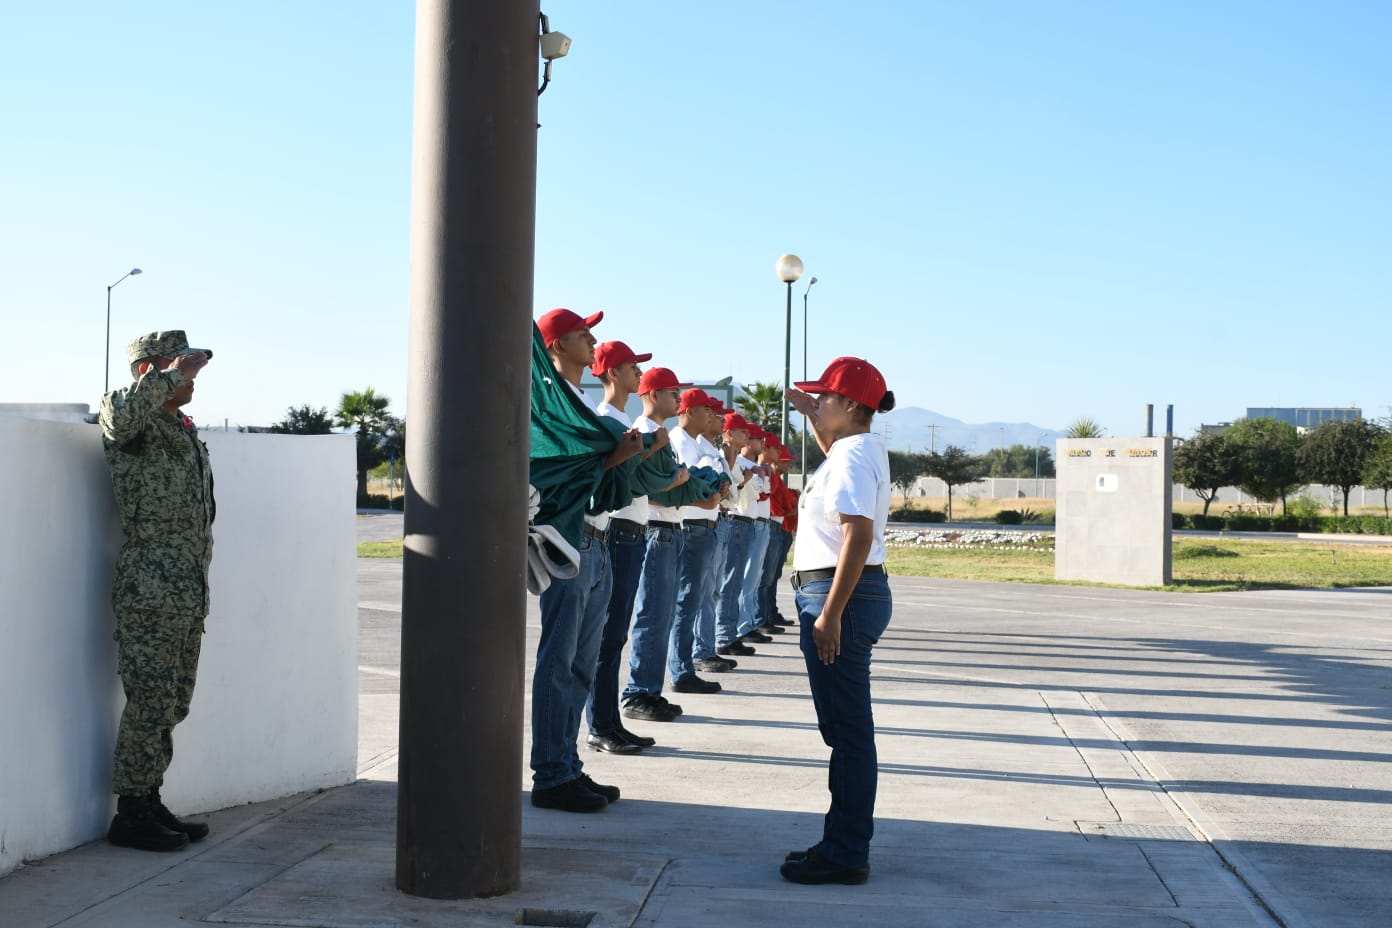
[995,510,1024,525]
[1188,515,1226,531]
[1027,508,1055,524]
[357,492,394,510]
[1286,494,1325,520]
[891,506,947,523]
[1172,513,1188,530]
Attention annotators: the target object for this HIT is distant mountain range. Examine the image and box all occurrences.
[874,407,1064,455]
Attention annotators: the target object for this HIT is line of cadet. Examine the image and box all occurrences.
[528,308,801,813]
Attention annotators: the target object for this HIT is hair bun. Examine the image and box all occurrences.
[877,390,896,413]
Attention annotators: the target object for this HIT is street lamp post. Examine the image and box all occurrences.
[105,268,143,393]
[776,254,803,447]
[800,275,817,488]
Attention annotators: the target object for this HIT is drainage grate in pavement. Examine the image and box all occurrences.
[1078,822,1200,842]
[516,909,597,927]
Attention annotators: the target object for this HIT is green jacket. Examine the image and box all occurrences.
[100,367,216,616]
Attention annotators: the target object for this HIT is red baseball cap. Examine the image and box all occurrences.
[723,412,751,433]
[591,340,652,376]
[638,367,693,395]
[537,308,603,347]
[678,387,712,412]
[795,356,889,411]
[778,445,795,462]
[745,428,767,444]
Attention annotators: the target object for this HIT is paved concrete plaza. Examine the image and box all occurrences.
[2,514,1389,927]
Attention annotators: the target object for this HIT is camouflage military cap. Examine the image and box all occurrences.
[125,330,213,364]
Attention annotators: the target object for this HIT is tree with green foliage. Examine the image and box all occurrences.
[336,387,395,499]
[270,404,335,435]
[923,445,984,521]
[1173,430,1241,516]
[734,381,785,438]
[888,450,927,501]
[1065,416,1106,438]
[987,443,1057,478]
[1226,416,1302,514]
[1297,418,1384,516]
[1363,427,1392,516]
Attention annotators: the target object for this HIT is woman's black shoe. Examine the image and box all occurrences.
[780,849,870,885]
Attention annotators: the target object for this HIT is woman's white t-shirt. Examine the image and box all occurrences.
[792,432,890,571]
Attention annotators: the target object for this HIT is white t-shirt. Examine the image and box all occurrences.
[729,454,765,517]
[670,427,722,522]
[636,415,684,524]
[594,399,644,529]
[791,432,890,571]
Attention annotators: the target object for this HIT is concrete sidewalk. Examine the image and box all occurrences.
[4,526,1390,926]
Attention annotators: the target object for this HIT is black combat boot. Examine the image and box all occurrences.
[149,788,210,841]
[108,795,190,852]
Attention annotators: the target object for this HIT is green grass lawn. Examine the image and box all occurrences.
[886,537,1392,591]
[359,536,1392,592]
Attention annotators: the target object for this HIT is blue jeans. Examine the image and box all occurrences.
[696,518,731,659]
[622,523,685,700]
[756,525,791,626]
[737,519,770,637]
[532,533,612,789]
[586,520,647,735]
[794,571,892,869]
[713,518,754,646]
[671,519,718,681]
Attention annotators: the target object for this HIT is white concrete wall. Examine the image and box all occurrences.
[0,412,358,876]
[1055,437,1173,586]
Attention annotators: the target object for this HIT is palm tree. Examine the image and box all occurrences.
[337,387,393,498]
[735,381,785,436]
[1065,416,1106,439]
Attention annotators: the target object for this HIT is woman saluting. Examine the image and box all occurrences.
[781,356,896,885]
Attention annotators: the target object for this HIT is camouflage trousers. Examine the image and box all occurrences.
[112,608,205,796]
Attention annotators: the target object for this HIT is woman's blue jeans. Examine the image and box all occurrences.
[794,571,892,869]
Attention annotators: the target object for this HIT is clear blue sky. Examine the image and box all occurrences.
[2,1,1387,436]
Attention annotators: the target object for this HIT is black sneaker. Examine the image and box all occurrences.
[617,725,656,748]
[655,695,683,716]
[742,630,773,643]
[773,613,796,627]
[577,773,620,804]
[587,731,641,754]
[672,674,722,694]
[757,623,785,635]
[108,796,190,852]
[718,642,756,656]
[694,657,736,673]
[149,788,209,841]
[531,778,607,813]
[779,848,870,885]
[623,693,679,722]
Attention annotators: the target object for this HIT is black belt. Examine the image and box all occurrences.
[582,523,608,543]
[684,518,718,529]
[791,563,887,590]
[608,517,645,536]
[648,520,682,532]
[730,514,756,525]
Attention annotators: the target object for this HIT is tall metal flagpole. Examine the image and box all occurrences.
[397,0,538,899]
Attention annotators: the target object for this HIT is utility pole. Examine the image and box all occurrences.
[397,0,538,899]
[926,423,939,454]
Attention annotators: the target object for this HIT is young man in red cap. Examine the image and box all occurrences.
[580,339,666,755]
[713,412,760,657]
[530,309,642,813]
[620,367,694,723]
[753,439,796,635]
[734,426,773,645]
[667,388,732,693]
[694,396,740,671]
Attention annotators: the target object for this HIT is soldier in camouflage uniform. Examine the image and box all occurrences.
[99,330,216,852]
